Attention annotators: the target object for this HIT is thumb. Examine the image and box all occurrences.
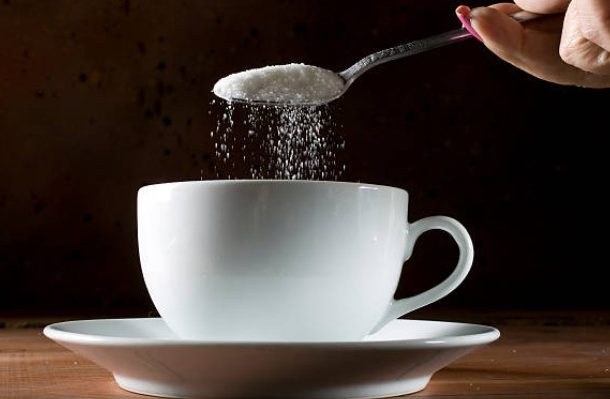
[467,5,526,60]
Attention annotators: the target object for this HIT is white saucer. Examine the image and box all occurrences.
[44,318,499,399]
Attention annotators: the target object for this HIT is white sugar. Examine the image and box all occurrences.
[213,64,345,105]
[211,99,345,180]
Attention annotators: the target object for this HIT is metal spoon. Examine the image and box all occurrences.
[215,11,542,106]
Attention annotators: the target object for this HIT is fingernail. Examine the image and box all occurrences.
[455,5,483,43]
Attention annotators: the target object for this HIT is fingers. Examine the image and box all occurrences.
[465,6,522,56]
[456,3,520,15]
[514,0,570,14]
[461,5,610,87]
[488,3,522,15]
[559,0,610,76]
[573,0,610,52]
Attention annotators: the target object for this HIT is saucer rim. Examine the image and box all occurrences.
[44,318,500,349]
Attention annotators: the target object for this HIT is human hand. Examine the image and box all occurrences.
[456,1,610,88]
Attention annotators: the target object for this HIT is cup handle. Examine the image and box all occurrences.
[371,216,474,332]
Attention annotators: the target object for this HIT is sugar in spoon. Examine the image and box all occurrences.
[213,10,543,106]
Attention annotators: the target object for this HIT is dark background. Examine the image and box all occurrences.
[1,0,608,317]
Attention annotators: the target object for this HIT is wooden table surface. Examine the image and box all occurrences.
[1,310,609,398]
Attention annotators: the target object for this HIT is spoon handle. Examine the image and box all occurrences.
[339,11,544,84]
[339,28,471,83]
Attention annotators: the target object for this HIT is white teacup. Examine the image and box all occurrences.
[138,180,473,342]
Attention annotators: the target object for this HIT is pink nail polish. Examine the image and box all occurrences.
[456,6,483,43]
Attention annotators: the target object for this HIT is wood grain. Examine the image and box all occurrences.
[1,311,609,398]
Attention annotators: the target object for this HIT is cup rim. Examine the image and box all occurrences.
[138,179,408,196]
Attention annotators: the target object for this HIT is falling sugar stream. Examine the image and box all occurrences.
[211,99,345,180]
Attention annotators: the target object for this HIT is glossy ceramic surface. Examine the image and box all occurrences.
[138,180,474,341]
[44,318,500,399]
